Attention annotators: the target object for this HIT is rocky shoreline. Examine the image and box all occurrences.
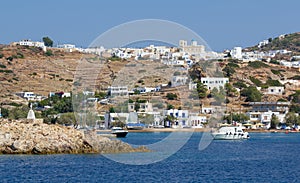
[0,119,150,154]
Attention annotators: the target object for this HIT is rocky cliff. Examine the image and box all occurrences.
[0,119,149,154]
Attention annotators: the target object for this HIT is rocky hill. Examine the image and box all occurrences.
[246,32,300,54]
[0,118,149,154]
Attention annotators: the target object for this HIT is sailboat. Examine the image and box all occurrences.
[126,112,145,130]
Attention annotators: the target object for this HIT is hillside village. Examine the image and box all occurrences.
[1,33,300,131]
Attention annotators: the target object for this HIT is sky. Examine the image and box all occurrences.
[1,0,300,51]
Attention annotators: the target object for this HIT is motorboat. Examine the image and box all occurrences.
[111,127,128,138]
[211,126,249,140]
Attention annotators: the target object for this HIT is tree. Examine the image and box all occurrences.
[222,65,235,77]
[289,90,300,103]
[285,112,300,127]
[8,105,29,119]
[241,86,262,102]
[225,83,238,97]
[270,114,280,129]
[166,93,177,100]
[42,36,53,47]
[167,104,174,110]
[45,50,53,56]
[223,113,249,124]
[196,81,208,99]
[56,112,76,126]
[210,87,225,105]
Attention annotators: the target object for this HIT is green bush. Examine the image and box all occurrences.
[166,93,178,100]
[227,62,239,68]
[0,70,13,73]
[233,81,247,89]
[288,75,300,80]
[45,50,53,56]
[266,79,283,86]
[248,61,269,68]
[271,69,281,75]
[249,76,263,86]
[270,60,280,65]
[241,86,262,102]
[0,64,6,68]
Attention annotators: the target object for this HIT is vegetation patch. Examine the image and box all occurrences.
[0,69,13,73]
[271,69,281,75]
[249,76,263,86]
[248,61,269,68]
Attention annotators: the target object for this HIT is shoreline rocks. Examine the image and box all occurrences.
[0,119,150,154]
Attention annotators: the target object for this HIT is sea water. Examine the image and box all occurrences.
[0,132,299,182]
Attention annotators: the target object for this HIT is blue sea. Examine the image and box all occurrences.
[0,132,299,183]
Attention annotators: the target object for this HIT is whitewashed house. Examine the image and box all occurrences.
[231,47,242,60]
[200,77,229,90]
[164,109,189,127]
[190,114,207,128]
[18,39,46,51]
[108,86,129,96]
[265,86,284,95]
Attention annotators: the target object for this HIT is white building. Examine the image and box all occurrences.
[265,86,284,95]
[201,106,216,114]
[201,77,229,90]
[164,109,189,127]
[190,114,207,128]
[57,44,75,49]
[23,92,36,101]
[134,86,160,94]
[18,39,46,51]
[108,86,129,96]
[258,40,269,48]
[246,110,285,129]
[171,76,189,87]
[231,47,242,60]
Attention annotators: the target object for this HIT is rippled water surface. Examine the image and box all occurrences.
[1,132,299,182]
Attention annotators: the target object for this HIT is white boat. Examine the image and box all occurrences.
[111,127,128,138]
[211,126,249,140]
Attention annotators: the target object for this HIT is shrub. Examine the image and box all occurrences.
[241,86,262,102]
[248,61,269,68]
[233,81,247,89]
[266,79,283,86]
[271,69,281,75]
[45,50,53,56]
[270,60,280,65]
[166,93,177,100]
[249,76,263,86]
[227,62,239,68]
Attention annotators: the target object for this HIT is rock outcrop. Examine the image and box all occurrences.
[0,119,150,154]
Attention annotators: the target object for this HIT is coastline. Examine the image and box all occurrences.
[97,128,300,133]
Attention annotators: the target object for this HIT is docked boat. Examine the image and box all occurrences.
[126,112,145,130]
[111,127,128,138]
[211,126,249,140]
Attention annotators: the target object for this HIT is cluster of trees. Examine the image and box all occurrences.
[240,86,262,102]
[223,113,249,124]
[270,112,300,129]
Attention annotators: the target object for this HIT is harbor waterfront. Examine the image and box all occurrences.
[0,132,300,182]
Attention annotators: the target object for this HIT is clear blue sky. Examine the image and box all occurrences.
[1,0,300,51]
